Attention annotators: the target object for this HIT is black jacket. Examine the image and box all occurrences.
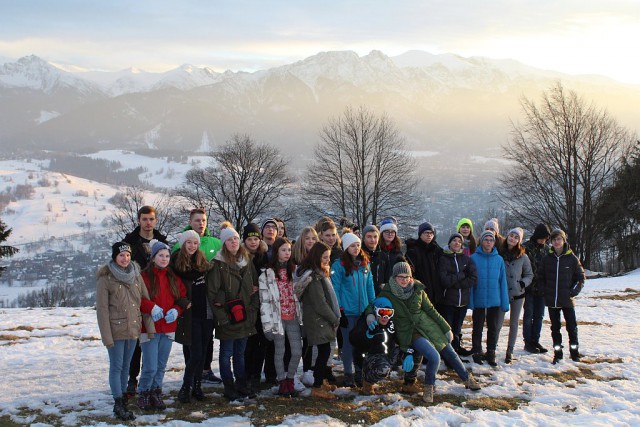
[123,226,168,269]
[349,310,397,356]
[537,244,585,308]
[438,250,477,307]
[363,245,390,296]
[405,238,444,305]
[523,239,549,295]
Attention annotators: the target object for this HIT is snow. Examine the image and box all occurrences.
[0,271,638,426]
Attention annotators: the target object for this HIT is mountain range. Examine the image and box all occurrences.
[1,51,638,155]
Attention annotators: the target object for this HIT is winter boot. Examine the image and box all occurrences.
[524,340,541,353]
[287,378,298,397]
[311,383,337,400]
[177,383,191,404]
[456,336,474,357]
[552,345,563,364]
[113,396,135,421]
[401,379,423,394]
[249,376,261,393]
[535,341,549,353]
[422,384,435,403]
[472,352,484,365]
[354,369,363,387]
[464,373,481,391]
[569,344,581,361]
[361,379,376,395]
[505,350,513,364]
[150,387,166,410]
[301,370,315,386]
[192,379,205,401]
[223,379,241,401]
[277,379,290,397]
[324,367,337,384]
[235,378,257,399]
[343,373,355,388]
[137,390,152,411]
[485,350,497,367]
[126,378,137,397]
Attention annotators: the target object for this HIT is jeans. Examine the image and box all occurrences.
[548,307,578,347]
[245,316,269,380]
[339,315,359,375]
[219,338,248,382]
[439,305,468,349]
[139,333,174,392]
[472,307,506,353]
[107,339,137,398]
[183,318,215,386]
[523,294,546,343]
[412,338,469,385]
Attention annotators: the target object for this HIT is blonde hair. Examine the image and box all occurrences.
[219,221,249,264]
[292,226,318,264]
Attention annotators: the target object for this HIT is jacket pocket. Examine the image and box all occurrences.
[109,314,128,338]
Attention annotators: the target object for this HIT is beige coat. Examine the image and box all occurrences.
[96,264,155,348]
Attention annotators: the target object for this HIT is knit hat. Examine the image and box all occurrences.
[392,261,412,278]
[341,232,361,250]
[379,218,398,233]
[372,296,393,309]
[243,223,261,241]
[457,218,474,234]
[220,226,240,246]
[507,227,524,243]
[418,222,435,238]
[484,218,500,234]
[362,224,379,236]
[531,223,551,241]
[149,240,170,261]
[480,230,495,242]
[261,218,278,233]
[178,229,200,247]
[111,241,131,261]
[549,229,567,242]
[448,233,464,245]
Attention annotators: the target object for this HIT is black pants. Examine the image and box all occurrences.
[128,340,141,382]
[182,318,215,385]
[472,307,505,353]
[264,334,291,381]
[548,307,578,347]
[245,317,270,381]
[440,305,468,349]
[312,342,331,387]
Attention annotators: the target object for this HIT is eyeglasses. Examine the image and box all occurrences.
[263,225,277,230]
[396,275,411,280]
[375,307,394,318]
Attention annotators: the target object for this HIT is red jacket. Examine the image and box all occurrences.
[140,267,187,333]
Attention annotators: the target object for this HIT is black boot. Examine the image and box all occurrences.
[113,396,135,421]
[534,341,548,353]
[552,345,563,364]
[150,387,166,410]
[249,376,261,393]
[505,350,513,364]
[485,350,497,367]
[137,390,152,411]
[569,345,581,361]
[524,340,541,353]
[177,383,191,404]
[235,377,257,398]
[472,352,484,365]
[455,335,474,357]
[192,379,205,401]
[223,379,241,401]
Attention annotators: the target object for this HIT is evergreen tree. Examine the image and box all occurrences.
[0,219,19,277]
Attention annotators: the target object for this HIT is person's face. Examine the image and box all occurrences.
[225,236,240,254]
[115,251,131,268]
[320,250,331,268]
[459,224,471,237]
[276,221,285,238]
[420,230,434,244]
[244,236,260,252]
[378,315,390,326]
[153,249,171,268]
[507,232,520,249]
[551,236,564,251]
[382,230,396,245]
[363,231,379,250]
[395,273,413,288]
[347,242,361,258]
[303,231,317,251]
[320,229,337,247]
[277,243,292,263]
[262,223,277,242]
[184,237,199,255]
[482,236,495,253]
[190,214,207,236]
[139,213,157,232]
[485,226,497,235]
[449,237,462,252]
[536,237,548,245]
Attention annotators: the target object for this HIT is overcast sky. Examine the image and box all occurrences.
[1,1,639,84]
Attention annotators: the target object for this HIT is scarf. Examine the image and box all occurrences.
[389,277,414,300]
[317,268,341,318]
[108,260,139,286]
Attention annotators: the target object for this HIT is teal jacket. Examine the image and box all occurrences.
[331,258,375,317]
[172,225,222,262]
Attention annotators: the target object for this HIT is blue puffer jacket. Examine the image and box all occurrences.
[331,258,375,317]
[469,246,509,312]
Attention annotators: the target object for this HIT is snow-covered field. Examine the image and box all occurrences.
[1,271,638,426]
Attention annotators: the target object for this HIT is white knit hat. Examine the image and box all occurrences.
[507,227,524,243]
[219,226,240,245]
[341,232,361,250]
[178,229,200,247]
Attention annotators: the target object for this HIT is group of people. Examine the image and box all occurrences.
[96,208,586,421]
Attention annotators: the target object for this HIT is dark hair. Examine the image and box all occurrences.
[498,239,525,259]
[300,241,331,277]
[137,205,157,220]
[381,234,402,252]
[172,243,210,274]
[273,216,287,238]
[142,261,181,300]
[189,208,206,219]
[268,237,295,280]
[340,245,370,276]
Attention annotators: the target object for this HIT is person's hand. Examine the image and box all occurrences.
[402,354,414,372]
[445,330,454,342]
[151,305,164,322]
[339,308,348,328]
[164,308,178,323]
[367,319,378,332]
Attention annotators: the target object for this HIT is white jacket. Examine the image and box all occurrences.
[259,267,302,337]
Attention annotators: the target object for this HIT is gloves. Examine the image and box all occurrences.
[445,330,454,342]
[164,308,178,323]
[339,308,349,328]
[367,319,378,332]
[402,353,414,372]
[569,282,583,297]
[151,305,164,322]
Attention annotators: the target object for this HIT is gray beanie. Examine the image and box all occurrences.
[484,218,500,234]
[448,233,464,245]
[178,229,200,247]
[220,226,240,245]
[392,261,412,277]
[362,224,379,236]
[480,230,495,242]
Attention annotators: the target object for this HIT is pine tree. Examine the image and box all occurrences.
[0,218,19,276]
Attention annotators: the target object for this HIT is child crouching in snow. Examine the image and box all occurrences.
[138,240,188,410]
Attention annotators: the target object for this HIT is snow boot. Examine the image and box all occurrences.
[534,341,549,353]
[236,377,257,398]
[223,379,242,401]
[472,352,484,365]
[401,379,423,394]
[192,379,205,401]
[485,350,497,367]
[137,390,152,411]
[505,350,513,364]
[464,373,481,391]
[552,345,563,364]
[287,378,298,397]
[524,340,540,353]
[343,373,355,388]
[277,379,290,397]
[361,379,376,395]
[177,383,191,404]
[113,396,135,421]
[422,384,435,403]
[569,344,581,361]
[150,387,166,410]
[126,378,137,397]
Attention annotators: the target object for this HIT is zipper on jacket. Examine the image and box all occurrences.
[454,255,462,306]
[554,255,560,307]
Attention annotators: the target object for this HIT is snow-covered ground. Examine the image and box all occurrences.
[0,270,638,426]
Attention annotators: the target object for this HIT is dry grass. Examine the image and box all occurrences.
[464,396,526,411]
[592,288,640,301]
[531,367,609,384]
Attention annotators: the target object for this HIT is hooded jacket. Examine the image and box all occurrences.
[362,244,390,296]
[405,238,444,305]
[259,266,303,337]
[502,245,534,300]
[438,249,477,307]
[294,268,340,346]
[331,258,375,317]
[469,246,510,312]
[141,267,187,334]
[537,244,585,308]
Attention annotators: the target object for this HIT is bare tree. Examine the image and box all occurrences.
[176,134,292,231]
[304,105,419,228]
[499,82,635,268]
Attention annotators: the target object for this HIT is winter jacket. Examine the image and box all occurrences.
[502,247,534,301]
[374,280,451,353]
[172,225,222,262]
[363,245,390,296]
[295,269,340,346]
[405,238,444,305]
[438,250,477,307]
[469,246,509,312]
[259,267,302,337]
[331,258,375,317]
[380,244,404,283]
[349,310,397,356]
[96,264,155,348]
[141,267,188,334]
[123,227,168,270]
[537,244,585,308]
[523,239,549,295]
[206,253,259,340]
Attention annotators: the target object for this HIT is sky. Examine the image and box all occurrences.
[1,1,640,84]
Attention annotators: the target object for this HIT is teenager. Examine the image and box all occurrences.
[456,218,477,257]
[361,224,389,296]
[378,218,403,282]
[406,222,443,307]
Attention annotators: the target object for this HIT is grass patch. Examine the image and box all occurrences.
[591,289,640,301]
[531,367,608,384]
[3,326,35,332]
[464,396,526,411]
[580,356,624,364]
[0,415,23,427]
[73,336,101,341]
[0,334,23,341]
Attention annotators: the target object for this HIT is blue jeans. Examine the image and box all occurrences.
[139,333,173,392]
[340,315,359,375]
[523,294,546,343]
[219,338,248,382]
[412,338,469,385]
[107,339,137,398]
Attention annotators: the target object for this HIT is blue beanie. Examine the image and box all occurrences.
[372,297,393,309]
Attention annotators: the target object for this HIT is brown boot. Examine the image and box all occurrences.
[361,379,376,395]
[464,373,481,391]
[422,384,434,403]
[322,380,337,391]
[401,380,422,394]
[312,384,337,400]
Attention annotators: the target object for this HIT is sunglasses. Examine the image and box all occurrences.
[375,307,394,318]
